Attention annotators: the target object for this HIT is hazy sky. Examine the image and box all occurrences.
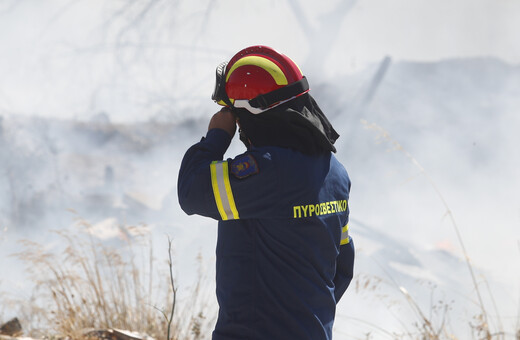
[337,0,519,64]
[209,0,520,71]
[2,0,518,63]
[0,0,518,121]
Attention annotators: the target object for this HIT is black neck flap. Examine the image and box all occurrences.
[235,93,339,155]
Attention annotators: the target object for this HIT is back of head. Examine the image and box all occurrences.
[212,45,339,155]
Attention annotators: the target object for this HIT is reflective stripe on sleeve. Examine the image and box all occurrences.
[210,161,239,220]
[340,224,350,245]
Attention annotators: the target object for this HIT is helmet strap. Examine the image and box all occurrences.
[248,77,309,110]
[238,128,251,149]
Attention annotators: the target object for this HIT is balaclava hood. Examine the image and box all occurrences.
[234,93,339,155]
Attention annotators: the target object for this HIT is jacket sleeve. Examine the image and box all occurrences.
[177,128,233,220]
[178,128,287,220]
[333,235,355,303]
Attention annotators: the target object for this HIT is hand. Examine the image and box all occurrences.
[208,108,237,137]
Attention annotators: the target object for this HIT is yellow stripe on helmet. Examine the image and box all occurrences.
[226,55,289,86]
[216,98,235,107]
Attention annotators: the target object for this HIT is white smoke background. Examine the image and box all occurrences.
[0,0,519,338]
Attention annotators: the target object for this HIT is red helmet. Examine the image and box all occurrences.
[212,46,309,114]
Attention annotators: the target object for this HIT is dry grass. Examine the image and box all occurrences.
[6,218,215,340]
[343,272,520,340]
[348,120,520,340]
[346,274,456,339]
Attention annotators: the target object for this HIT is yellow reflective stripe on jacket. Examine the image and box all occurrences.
[210,161,239,220]
[340,224,350,245]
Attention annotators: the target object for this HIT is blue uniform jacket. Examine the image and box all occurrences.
[178,128,354,340]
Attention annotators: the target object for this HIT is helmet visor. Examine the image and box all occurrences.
[211,61,229,106]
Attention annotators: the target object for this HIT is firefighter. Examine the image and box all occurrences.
[178,45,354,340]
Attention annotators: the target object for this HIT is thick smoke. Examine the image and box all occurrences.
[1,1,519,338]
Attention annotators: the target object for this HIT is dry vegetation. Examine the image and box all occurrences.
[2,218,215,340]
[4,219,517,339]
[347,121,520,340]
[347,273,516,340]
